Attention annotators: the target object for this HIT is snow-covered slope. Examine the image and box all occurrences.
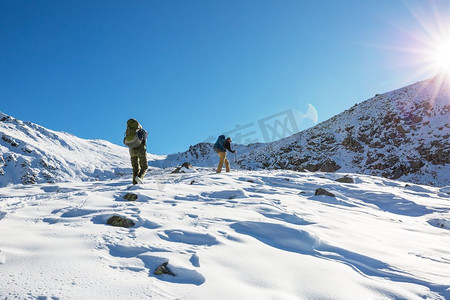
[236,75,450,186]
[1,168,449,299]
[0,112,132,186]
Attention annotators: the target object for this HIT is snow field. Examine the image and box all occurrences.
[0,168,449,299]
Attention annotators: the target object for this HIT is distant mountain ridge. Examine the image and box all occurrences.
[0,112,131,186]
[2,75,449,187]
[235,75,449,186]
[163,75,449,186]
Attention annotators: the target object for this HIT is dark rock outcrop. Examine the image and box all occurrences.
[315,188,335,197]
[107,216,135,228]
[319,160,341,172]
[123,193,138,201]
[154,262,175,276]
[336,176,354,183]
[171,162,194,173]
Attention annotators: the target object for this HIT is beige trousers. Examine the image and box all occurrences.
[216,151,230,173]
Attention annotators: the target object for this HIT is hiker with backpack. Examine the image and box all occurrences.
[123,119,148,184]
[213,135,236,173]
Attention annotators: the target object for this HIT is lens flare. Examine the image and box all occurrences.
[368,2,450,85]
[368,2,450,106]
[431,41,450,74]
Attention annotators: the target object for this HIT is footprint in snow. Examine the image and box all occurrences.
[258,207,314,226]
[60,208,98,218]
[202,189,248,200]
[107,244,168,258]
[427,218,449,230]
[174,195,201,201]
[158,230,218,246]
[308,193,357,208]
[40,185,80,193]
[243,187,279,195]
[189,253,200,267]
[42,207,99,225]
[42,218,61,224]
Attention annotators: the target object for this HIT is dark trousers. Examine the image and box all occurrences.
[131,154,148,184]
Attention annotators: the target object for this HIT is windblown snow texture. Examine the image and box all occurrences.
[0,169,449,299]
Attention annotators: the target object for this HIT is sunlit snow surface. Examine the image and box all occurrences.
[1,168,449,299]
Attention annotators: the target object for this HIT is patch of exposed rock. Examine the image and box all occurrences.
[315,188,335,197]
[107,216,135,228]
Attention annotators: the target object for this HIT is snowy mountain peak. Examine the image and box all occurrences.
[0,112,131,186]
[158,76,449,186]
[234,76,449,186]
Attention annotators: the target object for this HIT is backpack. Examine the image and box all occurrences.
[213,135,226,151]
[123,119,147,148]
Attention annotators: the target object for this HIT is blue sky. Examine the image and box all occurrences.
[1,0,449,154]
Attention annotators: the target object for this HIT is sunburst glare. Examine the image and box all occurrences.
[378,2,450,103]
[431,41,450,74]
[372,2,450,84]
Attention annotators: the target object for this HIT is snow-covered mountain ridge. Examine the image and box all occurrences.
[0,112,131,186]
[236,76,450,186]
[207,75,447,186]
[2,75,449,187]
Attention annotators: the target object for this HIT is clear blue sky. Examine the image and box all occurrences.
[1,0,449,154]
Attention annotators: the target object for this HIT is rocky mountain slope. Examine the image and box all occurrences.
[235,75,449,186]
[0,112,132,186]
[163,75,449,186]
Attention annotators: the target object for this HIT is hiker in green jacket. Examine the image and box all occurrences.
[123,119,148,184]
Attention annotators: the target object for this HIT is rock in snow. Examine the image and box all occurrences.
[336,176,355,183]
[106,215,135,228]
[171,162,195,174]
[315,188,336,197]
[123,193,138,201]
[154,262,175,276]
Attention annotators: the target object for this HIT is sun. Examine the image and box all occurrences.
[378,2,450,104]
[431,41,450,74]
[376,2,450,82]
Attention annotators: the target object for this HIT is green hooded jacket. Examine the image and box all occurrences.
[124,119,147,158]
